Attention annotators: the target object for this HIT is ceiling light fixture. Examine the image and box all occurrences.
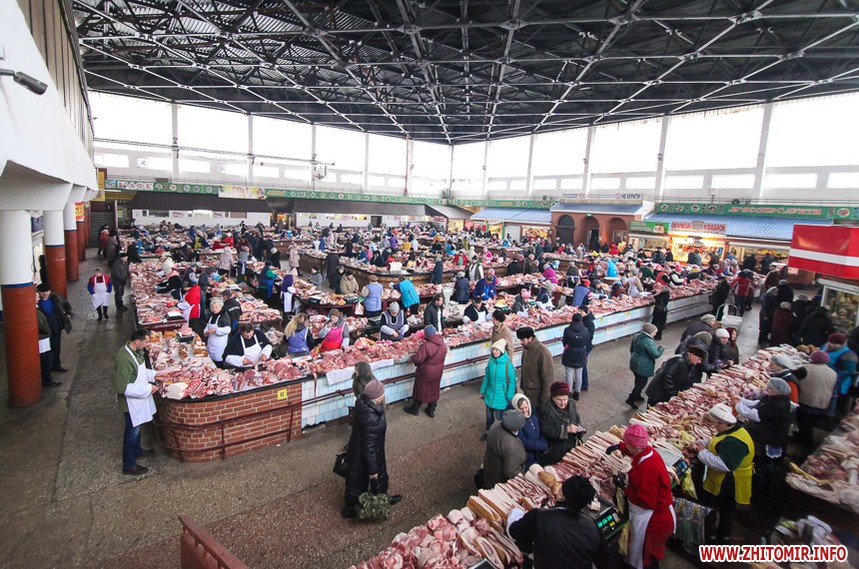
[0,47,47,95]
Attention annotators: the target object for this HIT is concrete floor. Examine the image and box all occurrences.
[0,252,767,569]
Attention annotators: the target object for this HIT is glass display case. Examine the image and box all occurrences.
[820,278,859,331]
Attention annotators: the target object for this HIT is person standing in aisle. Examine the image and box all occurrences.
[110,252,130,312]
[795,350,838,449]
[87,266,113,321]
[114,329,158,476]
[645,346,705,406]
[606,424,675,569]
[694,404,755,543]
[650,284,670,340]
[537,382,585,465]
[481,409,527,488]
[561,313,589,401]
[342,379,401,518]
[625,323,665,409]
[36,283,72,372]
[480,340,517,438]
[580,304,595,391]
[404,325,448,417]
[35,296,59,387]
[508,476,613,569]
[490,310,514,359]
[516,327,554,405]
[512,393,547,470]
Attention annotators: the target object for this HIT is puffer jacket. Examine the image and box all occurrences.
[398,279,420,309]
[629,331,664,377]
[645,354,693,405]
[482,422,526,488]
[344,394,389,505]
[561,322,590,368]
[537,399,583,465]
[517,413,548,469]
[481,352,517,410]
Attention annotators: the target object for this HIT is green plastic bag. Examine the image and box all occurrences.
[357,481,390,522]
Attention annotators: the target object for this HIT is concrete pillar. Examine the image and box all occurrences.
[525,134,536,197]
[655,116,671,200]
[171,102,179,178]
[582,126,595,197]
[753,102,774,201]
[247,114,254,184]
[481,141,490,196]
[0,210,42,407]
[64,201,80,281]
[43,210,67,297]
[363,133,370,193]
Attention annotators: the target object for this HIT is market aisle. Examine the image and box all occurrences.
[0,267,765,569]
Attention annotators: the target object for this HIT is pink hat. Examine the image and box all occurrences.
[623,424,648,448]
[810,350,831,365]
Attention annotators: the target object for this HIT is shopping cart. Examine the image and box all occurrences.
[717,303,743,331]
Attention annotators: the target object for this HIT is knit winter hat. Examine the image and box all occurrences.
[550,381,571,397]
[501,409,526,432]
[424,325,437,337]
[715,328,730,339]
[623,424,649,448]
[561,476,596,510]
[828,333,846,345]
[491,339,507,352]
[362,379,385,399]
[511,393,531,417]
[643,323,658,336]
[701,314,717,323]
[810,350,831,365]
[687,345,708,360]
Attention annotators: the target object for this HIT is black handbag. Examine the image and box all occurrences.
[333,452,348,478]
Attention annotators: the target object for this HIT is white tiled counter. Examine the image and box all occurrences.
[300,292,710,427]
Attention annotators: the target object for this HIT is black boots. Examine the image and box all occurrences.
[96,307,109,320]
[403,399,421,416]
[97,307,103,321]
[425,403,437,418]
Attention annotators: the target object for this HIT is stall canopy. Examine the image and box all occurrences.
[269,197,426,217]
[790,225,859,279]
[425,204,473,220]
[131,192,272,213]
[471,207,552,226]
[645,214,832,242]
[551,203,648,215]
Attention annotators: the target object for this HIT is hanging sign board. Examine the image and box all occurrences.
[789,225,859,279]
[669,221,727,235]
[75,203,85,223]
[629,220,670,235]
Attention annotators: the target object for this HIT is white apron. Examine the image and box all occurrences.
[225,335,270,368]
[123,345,157,427]
[205,316,230,362]
[91,275,110,308]
[627,502,655,569]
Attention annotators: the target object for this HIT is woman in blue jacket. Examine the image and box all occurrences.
[394,276,420,315]
[480,339,517,437]
[512,393,547,469]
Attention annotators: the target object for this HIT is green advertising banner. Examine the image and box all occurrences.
[655,202,859,220]
[447,198,555,209]
[629,220,671,234]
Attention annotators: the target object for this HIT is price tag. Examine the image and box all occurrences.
[484,341,491,349]
[277,388,289,401]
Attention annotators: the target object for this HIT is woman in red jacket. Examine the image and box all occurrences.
[181,277,202,322]
[608,424,676,569]
[404,325,448,418]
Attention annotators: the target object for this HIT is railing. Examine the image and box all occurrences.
[179,514,249,569]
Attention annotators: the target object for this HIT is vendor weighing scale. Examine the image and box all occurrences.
[584,496,626,541]
[655,445,690,486]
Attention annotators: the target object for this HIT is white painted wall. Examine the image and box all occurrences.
[132,210,269,227]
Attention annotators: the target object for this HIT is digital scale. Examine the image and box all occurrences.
[655,445,690,486]
[583,496,626,541]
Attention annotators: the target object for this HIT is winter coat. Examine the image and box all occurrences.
[709,338,735,366]
[481,352,517,410]
[769,307,795,346]
[491,322,514,359]
[411,334,448,403]
[423,303,445,331]
[797,310,834,347]
[520,338,555,405]
[431,261,444,285]
[582,313,595,352]
[483,422,526,488]
[453,276,471,304]
[517,413,548,469]
[798,363,838,410]
[561,322,590,368]
[681,320,712,341]
[397,279,420,309]
[629,331,664,377]
[744,395,792,451]
[645,354,694,405]
[324,252,340,277]
[110,259,129,285]
[339,275,359,295]
[344,394,389,506]
[508,506,611,569]
[537,399,583,465]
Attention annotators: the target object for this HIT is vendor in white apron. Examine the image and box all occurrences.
[87,267,113,321]
[113,329,158,476]
[223,323,273,368]
[607,424,676,569]
[204,298,232,365]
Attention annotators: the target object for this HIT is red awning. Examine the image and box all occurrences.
[789,224,859,279]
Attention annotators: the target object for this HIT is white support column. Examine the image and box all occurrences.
[582,126,595,197]
[310,124,317,190]
[655,115,671,200]
[404,136,412,197]
[753,103,774,201]
[447,144,455,198]
[525,134,536,197]
[363,133,371,193]
[247,114,254,184]
[171,102,179,177]
[481,141,491,196]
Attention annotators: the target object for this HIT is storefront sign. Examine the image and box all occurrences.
[629,220,670,235]
[562,193,585,200]
[74,202,85,223]
[670,221,727,235]
[656,202,859,220]
[219,185,266,200]
[104,179,155,192]
[614,193,643,201]
[448,198,557,209]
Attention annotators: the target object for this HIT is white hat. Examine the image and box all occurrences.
[491,339,507,352]
[715,328,730,339]
[709,403,736,425]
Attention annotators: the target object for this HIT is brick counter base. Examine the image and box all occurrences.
[155,382,303,463]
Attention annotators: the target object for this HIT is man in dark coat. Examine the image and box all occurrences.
[645,346,705,406]
[509,476,613,569]
[681,314,717,341]
[797,306,834,347]
[482,409,527,488]
[36,283,72,372]
[758,287,780,345]
[423,294,445,331]
[517,327,555,405]
[561,313,590,400]
[342,379,400,518]
[324,251,340,288]
[452,271,470,304]
[711,277,731,316]
[650,285,670,340]
[404,326,448,417]
[110,252,130,311]
[430,257,444,285]
[507,256,523,275]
